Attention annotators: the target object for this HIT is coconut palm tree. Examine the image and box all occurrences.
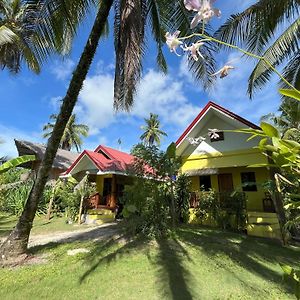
[0,0,217,259]
[43,114,89,152]
[140,113,167,146]
[0,0,84,73]
[215,0,300,97]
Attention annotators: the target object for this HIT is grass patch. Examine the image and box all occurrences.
[0,212,86,238]
[0,224,299,299]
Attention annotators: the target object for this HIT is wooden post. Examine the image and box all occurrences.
[46,192,55,221]
[111,175,117,208]
[78,195,84,225]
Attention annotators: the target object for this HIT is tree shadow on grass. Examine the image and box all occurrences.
[177,225,299,295]
[79,234,195,299]
[154,238,194,300]
[79,235,149,284]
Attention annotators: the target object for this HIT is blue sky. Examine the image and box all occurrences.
[0,0,281,157]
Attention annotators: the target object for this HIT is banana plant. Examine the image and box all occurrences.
[0,155,35,175]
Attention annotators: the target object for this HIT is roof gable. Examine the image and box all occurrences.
[65,146,136,176]
[176,101,260,147]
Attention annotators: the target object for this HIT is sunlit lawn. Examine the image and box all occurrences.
[0,219,299,300]
[0,212,85,238]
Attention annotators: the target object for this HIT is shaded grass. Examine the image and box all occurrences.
[0,224,299,300]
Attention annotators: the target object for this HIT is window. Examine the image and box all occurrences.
[241,172,257,192]
[210,131,224,142]
[199,175,212,191]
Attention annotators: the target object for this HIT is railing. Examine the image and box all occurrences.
[189,191,246,210]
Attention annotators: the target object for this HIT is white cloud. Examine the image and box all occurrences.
[132,69,200,128]
[77,68,201,138]
[49,96,62,111]
[50,58,75,81]
[0,125,42,157]
[77,72,115,135]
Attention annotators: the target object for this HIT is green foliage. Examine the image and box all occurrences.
[174,174,191,223]
[122,178,169,237]
[140,113,167,146]
[55,177,96,222]
[0,155,35,174]
[281,264,300,300]
[43,114,89,152]
[124,143,182,236]
[279,89,300,102]
[194,189,247,231]
[0,180,50,216]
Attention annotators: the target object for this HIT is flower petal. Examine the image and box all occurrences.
[190,13,202,29]
[184,0,201,11]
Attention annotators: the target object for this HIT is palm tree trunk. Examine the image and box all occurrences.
[0,0,113,261]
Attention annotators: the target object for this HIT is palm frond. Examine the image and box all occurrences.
[114,0,147,111]
[248,18,300,97]
[0,25,16,45]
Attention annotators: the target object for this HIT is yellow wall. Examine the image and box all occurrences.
[188,167,269,212]
[181,149,268,172]
[96,174,113,195]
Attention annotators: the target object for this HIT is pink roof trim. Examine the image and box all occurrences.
[176,101,261,146]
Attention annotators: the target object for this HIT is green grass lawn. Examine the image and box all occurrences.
[0,212,85,238]
[0,221,299,300]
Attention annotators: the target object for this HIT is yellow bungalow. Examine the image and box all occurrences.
[62,145,135,224]
[176,101,280,239]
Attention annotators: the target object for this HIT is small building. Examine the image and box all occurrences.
[15,139,79,180]
[63,145,138,224]
[176,101,280,239]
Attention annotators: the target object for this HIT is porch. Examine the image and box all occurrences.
[188,191,281,239]
[83,174,133,224]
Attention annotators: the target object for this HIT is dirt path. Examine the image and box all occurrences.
[0,223,120,249]
[28,222,120,248]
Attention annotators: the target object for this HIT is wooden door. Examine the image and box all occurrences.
[218,173,234,193]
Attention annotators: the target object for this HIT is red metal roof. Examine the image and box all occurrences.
[65,145,153,175]
[176,101,261,146]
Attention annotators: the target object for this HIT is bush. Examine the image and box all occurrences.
[174,174,191,223]
[122,178,170,237]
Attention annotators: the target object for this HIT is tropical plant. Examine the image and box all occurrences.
[140,113,167,146]
[43,114,89,152]
[174,174,191,223]
[261,99,300,142]
[0,0,79,73]
[0,155,35,174]
[215,0,300,97]
[123,143,182,236]
[1,0,218,259]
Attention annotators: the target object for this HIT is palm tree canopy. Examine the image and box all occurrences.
[113,0,217,111]
[0,0,98,73]
[140,113,167,146]
[214,0,300,98]
[43,114,89,152]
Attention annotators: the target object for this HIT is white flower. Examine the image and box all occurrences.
[208,129,220,139]
[165,31,183,56]
[187,136,206,145]
[211,65,235,78]
[184,0,221,29]
[182,41,205,61]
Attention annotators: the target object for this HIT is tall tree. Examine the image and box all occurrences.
[215,0,300,98]
[0,0,216,260]
[140,113,167,146]
[43,114,89,152]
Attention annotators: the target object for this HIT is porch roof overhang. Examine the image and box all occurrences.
[183,168,220,176]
